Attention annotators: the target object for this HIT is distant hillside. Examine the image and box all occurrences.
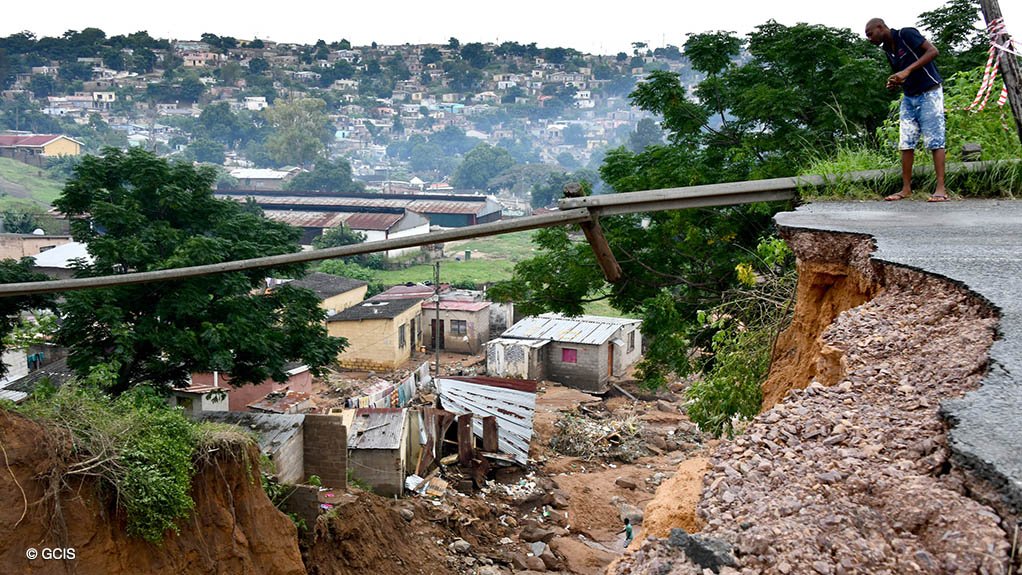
[0,157,65,211]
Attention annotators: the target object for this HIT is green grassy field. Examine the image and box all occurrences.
[0,157,65,209]
[445,230,538,262]
[374,258,517,286]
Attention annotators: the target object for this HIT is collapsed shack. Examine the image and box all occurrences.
[333,375,538,497]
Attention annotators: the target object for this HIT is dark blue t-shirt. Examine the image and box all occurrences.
[885,27,942,96]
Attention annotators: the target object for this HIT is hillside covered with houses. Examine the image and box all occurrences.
[0,30,702,213]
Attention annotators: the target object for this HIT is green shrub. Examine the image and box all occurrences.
[17,384,252,543]
[685,237,796,438]
[879,66,1022,163]
[801,65,1022,201]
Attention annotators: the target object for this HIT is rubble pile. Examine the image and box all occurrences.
[612,266,1012,574]
[550,410,648,462]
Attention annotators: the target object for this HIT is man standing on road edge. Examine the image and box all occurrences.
[865,18,949,202]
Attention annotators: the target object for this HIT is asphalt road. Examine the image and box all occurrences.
[775,199,1022,515]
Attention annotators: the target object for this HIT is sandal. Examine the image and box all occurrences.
[927,192,950,202]
[884,191,911,201]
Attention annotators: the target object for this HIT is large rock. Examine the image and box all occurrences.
[539,546,561,570]
[615,477,638,490]
[520,526,556,543]
[667,528,736,572]
[451,538,472,554]
[524,555,547,571]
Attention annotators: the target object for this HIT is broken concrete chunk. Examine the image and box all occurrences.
[615,477,638,490]
[667,528,736,573]
[451,538,471,554]
[519,526,556,543]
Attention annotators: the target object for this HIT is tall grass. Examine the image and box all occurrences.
[800,65,1022,201]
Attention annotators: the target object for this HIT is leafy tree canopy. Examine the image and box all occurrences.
[451,144,515,190]
[264,97,334,167]
[0,258,54,378]
[53,148,345,395]
[285,158,364,193]
[492,21,890,386]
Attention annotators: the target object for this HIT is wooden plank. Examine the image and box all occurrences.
[457,413,474,467]
[482,416,499,452]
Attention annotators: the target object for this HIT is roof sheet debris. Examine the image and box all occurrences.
[435,376,537,465]
[348,408,406,450]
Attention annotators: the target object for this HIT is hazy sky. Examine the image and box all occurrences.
[3,1,1017,55]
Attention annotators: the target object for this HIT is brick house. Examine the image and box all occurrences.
[327,298,423,370]
[488,314,642,393]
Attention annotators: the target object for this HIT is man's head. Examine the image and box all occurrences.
[624,518,630,525]
[865,18,891,46]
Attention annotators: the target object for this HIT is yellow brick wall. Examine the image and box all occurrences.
[42,138,80,157]
[328,305,421,370]
[321,286,368,315]
[0,235,71,260]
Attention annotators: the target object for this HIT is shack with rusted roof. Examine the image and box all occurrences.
[340,408,409,497]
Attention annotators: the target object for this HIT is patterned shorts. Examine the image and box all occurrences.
[899,87,946,150]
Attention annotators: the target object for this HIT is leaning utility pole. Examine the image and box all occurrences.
[979,0,1022,144]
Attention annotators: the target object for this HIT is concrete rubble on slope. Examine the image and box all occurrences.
[613,202,1022,574]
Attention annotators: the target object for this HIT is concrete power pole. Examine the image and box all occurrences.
[979,0,1022,144]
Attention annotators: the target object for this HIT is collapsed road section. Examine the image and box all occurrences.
[613,199,1022,574]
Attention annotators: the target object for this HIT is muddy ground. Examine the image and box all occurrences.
[304,375,713,575]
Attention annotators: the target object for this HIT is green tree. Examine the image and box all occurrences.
[53,148,346,395]
[529,170,590,208]
[196,101,242,147]
[312,224,365,249]
[492,24,887,388]
[421,47,442,65]
[460,43,491,69]
[628,118,664,152]
[1,210,40,233]
[29,74,55,98]
[248,57,269,75]
[186,138,226,164]
[264,98,333,167]
[451,144,515,190]
[918,0,988,76]
[562,124,586,147]
[131,46,157,74]
[284,158,364,193]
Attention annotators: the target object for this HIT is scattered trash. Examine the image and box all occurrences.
[550,411,647,462]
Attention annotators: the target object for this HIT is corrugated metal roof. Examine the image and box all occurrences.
[372,283,442,300]
[0,134,69,147]
[406,200,486,215]
[327,297,421,321]
[348,408,406,450]
[285,272,367,300]
[262,210,349,228]
[501,313,640,345]
[229,168,294,180]
[261,210,404,231]
[487,337,549,349]
[344,212,403,230]
[435,377,536,464]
